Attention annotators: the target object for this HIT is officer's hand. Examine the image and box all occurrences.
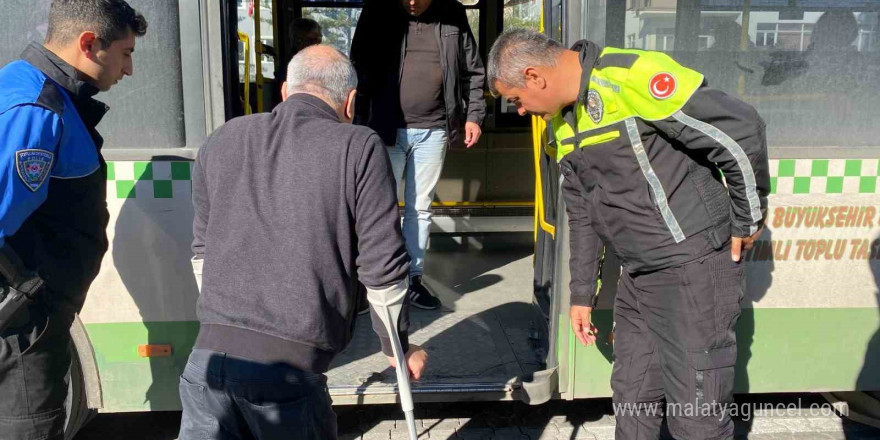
[464,122,482,149]
[570,305,598,347]
[387,344,428,380]
[731,226,764,262]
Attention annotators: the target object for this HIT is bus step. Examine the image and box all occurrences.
[327,308,545,405]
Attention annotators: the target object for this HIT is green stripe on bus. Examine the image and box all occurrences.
[105,161,193,199]
[100,159,880,199]
[85,308,879,411]
[85,321,199,412]
[565,307,879,399]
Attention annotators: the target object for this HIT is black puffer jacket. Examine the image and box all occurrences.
[350,0,485,146]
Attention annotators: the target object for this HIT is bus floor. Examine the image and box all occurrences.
[327,232,545,404]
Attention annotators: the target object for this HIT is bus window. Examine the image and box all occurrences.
[576,1,880,153]
[238,0,276,81]
[463,0,482,49]
[0,2,186,150]
[503,0,541,31]
[298,1,480,57]
[499,0,542,115]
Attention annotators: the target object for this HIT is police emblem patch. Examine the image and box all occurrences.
[586,89,603,123]
[15,149,54,192]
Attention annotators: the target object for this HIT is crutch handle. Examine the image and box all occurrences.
[367,280,418,440]
[367,282,414,411]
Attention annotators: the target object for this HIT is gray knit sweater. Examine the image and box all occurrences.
[191,94,410,373]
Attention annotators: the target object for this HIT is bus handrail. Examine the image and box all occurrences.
[238,31,252,115]
[253,1,264,113]
[534,4,555,241]
[532,115,556,240]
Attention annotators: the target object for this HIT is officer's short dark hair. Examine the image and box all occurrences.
[45,0,148,48]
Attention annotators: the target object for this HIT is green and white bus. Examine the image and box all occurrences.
[534,0,880,425]
[1,0,877,437]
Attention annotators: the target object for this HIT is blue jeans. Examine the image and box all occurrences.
[178,348,337,440]
[387,128,448,277]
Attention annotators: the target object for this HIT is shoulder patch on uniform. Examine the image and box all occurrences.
[15,149,54,192]
[586,89,604,123]
[649,72,677,100]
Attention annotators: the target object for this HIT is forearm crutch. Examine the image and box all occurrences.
[367,285,418,440]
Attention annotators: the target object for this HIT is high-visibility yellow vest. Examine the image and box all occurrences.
[548,47,705,163]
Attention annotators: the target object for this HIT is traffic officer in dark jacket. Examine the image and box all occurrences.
[0,1,146,439]
[488,29,769,439]
[350,0,486,310]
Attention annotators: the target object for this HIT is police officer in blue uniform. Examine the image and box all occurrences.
[0,2,146,438]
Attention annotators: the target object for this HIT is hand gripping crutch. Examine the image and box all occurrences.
[367,283,418,440]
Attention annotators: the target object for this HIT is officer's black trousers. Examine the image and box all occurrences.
[0,300,74,440]
[611,248,742,440]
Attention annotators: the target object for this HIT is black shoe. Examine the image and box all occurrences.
[408,276,441,310]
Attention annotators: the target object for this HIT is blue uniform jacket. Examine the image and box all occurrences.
[0,43,109,311]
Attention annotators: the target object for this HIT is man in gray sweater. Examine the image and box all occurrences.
[181,45,427,440]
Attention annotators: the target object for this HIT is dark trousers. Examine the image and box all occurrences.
[178,348,338,440]
[612,249,742,440]
[0,302,74,440]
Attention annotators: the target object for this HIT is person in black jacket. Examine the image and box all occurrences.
[488,29,770,440]
[0,2,146,439]
[182,45,427,440]
[350,0,486,309]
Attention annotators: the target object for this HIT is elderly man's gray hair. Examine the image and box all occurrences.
[286,45,357,106]
[487,29,564,96]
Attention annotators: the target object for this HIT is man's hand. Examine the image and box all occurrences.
[731,226,764,262]
[464,122,482,148]
[570,305,598,347]
[387,344,428,380]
